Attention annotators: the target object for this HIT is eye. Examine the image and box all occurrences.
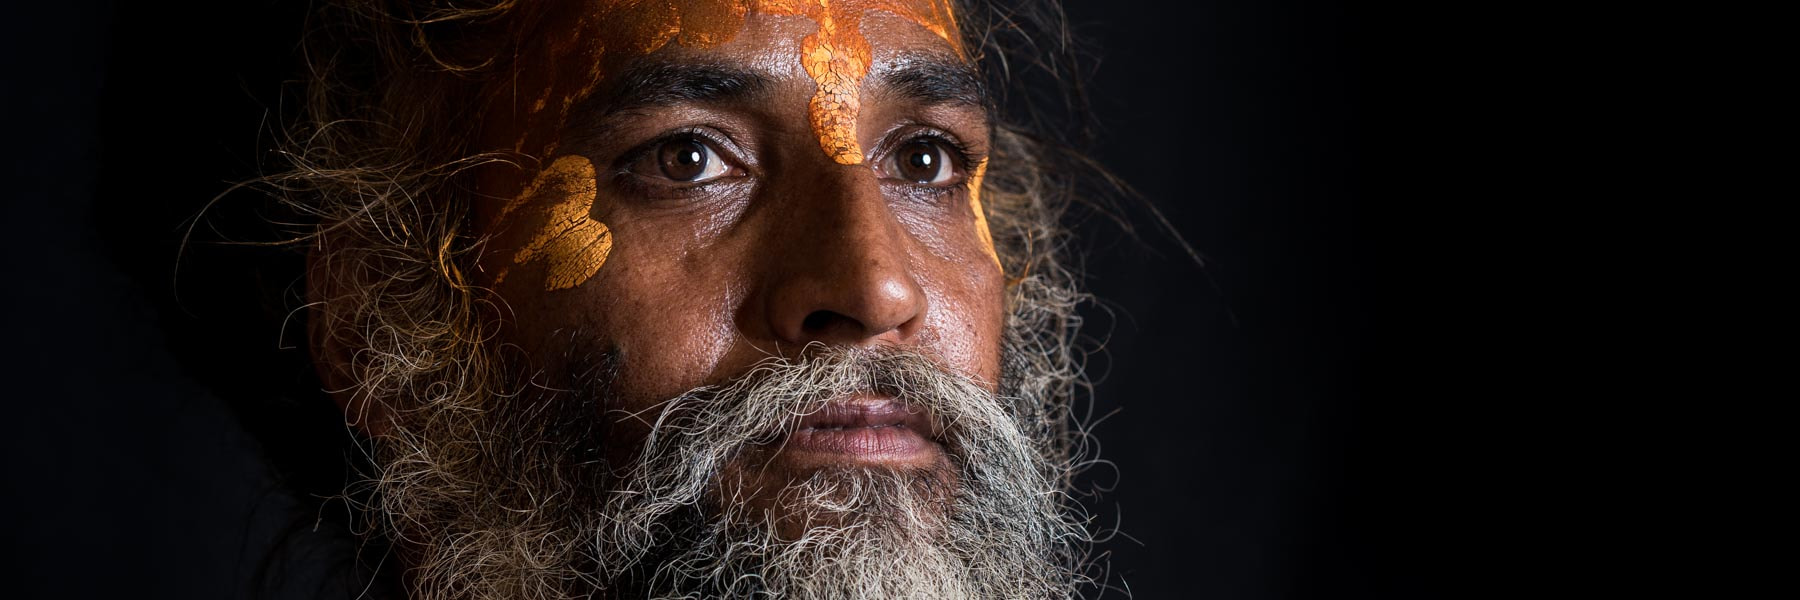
[646,136,732,183]
[888,139,955,185]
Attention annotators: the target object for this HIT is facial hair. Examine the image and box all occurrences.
[369,343,1087,600]
[593,345,1080,598]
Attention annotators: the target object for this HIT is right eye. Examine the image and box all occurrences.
[637,136,734,183]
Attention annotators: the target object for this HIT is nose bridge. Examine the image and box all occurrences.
[803,169,908,273]
[752,165,927,346]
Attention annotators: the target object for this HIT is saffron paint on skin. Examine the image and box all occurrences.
[494,155,613,292]
[967,159,1000,270]
[519,0,961,162]
[501,0,970,291]
[759,0,964,165]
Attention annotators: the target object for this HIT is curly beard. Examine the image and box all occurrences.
[367,327,1090,599]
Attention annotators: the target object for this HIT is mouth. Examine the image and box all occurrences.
[777,393,942,467]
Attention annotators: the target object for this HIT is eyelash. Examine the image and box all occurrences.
[609,127,983,200]
[610,127,742,197]
[897,129,977,168]
[881,129,981,203]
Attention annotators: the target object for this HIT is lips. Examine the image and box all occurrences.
[780,395,939,463]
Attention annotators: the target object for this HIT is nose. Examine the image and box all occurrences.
[749,166,927,347]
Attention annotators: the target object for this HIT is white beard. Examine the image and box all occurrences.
[370,344,1091,600]
[591,346,1085,599]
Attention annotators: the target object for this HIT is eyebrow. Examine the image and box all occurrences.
[567,53,987,145]
[592,61,777,115]
[868,52,988,109]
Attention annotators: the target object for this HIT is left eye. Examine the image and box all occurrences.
[648,137,732,183]
[888,139,955,185]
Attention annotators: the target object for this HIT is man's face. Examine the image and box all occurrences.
[344,2,1083,597]
[473,4,1003,495]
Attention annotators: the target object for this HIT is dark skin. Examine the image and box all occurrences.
[332,11,1003,501]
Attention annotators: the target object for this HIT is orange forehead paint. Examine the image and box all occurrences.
[521,1,963,161]
[760,0,965,164]
[509,1,755,157]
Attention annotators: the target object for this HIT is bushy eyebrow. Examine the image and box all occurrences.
[869,52,987,109]
[596,61,777,114]
[562,61,775,148]
[596,52,984,113]
[566,52,986,147]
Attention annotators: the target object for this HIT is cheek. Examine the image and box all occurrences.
[476,158,737,404]
[913,253,1006,387]
[886,201,1007,385]
[565,215,744,406]
[967,160,1000,270]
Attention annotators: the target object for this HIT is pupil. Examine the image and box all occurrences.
[901,142,941,183]
[910,151,933,169]
[660,139,708,181]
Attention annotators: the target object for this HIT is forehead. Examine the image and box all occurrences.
[521,3,970,95]
[618,10,960,73]
[551,0,966,58]
[498,1,975,156]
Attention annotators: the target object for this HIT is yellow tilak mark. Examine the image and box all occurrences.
[967,160,1000,271]
[495,156,613,291]
[762,0,964,164]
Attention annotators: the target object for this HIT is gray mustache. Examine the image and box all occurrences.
[627,344,995,457]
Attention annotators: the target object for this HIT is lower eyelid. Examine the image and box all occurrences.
[615,169,755,200]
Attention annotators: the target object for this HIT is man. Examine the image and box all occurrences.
[276,1,1096,597]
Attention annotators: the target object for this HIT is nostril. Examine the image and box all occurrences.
[801,310,862,337]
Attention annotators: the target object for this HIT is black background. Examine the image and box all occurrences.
[2,1,1454,598]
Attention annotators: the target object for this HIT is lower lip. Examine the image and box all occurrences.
[782,424,935,463]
